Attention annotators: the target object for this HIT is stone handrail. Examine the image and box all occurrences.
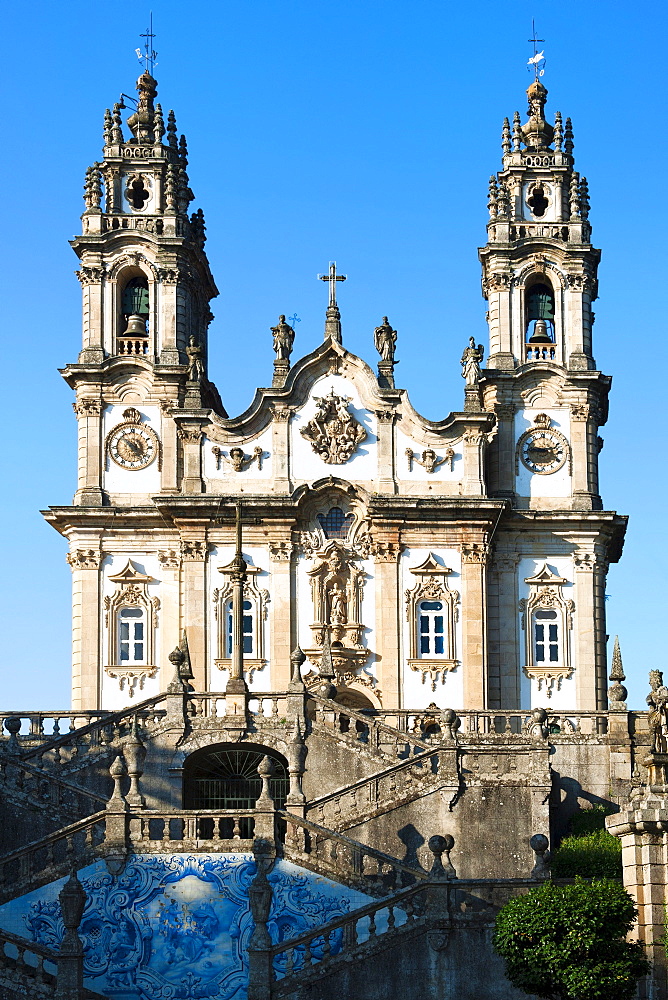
[309,693,434,758]
[304,745,448,832]
[280,811,427,894]
[17,694,168,761]
[266,881,424,996]
[0,756,107,810]
[0,811,106,902]
[186,691,292,721]
[0,925,105,999]
[368,708,616,738]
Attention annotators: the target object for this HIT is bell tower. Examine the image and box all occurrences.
[63,67,221,505]
[479,77,609,513]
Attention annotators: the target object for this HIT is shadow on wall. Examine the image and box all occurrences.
[550,771,617,846]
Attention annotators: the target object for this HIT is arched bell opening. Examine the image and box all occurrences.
[525,280,555,344]
[118,275,150,356]
[182,743,289,811]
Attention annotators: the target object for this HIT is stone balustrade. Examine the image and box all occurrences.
[525,343,557,362]
[116,336,149,356]
[310,695,432,761]
[0,756,106,817]
[282,811,427,894]
[129,808,273,852]
[186,692,292,722]
[0,812,106,904]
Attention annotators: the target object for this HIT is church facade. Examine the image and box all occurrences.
[47,70,624,719]
[2,61,667,1000]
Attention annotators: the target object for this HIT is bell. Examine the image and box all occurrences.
[528,318,551,343]
[122,314,148,337]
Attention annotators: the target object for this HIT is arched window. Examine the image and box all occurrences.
[225,599,254,656]
[525,282,555,342]
[119,277,150,353]
[118,606,146,664]
[183,746,289,811]
[318,506,354,540]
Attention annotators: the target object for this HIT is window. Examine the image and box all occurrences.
[533,609,559,663]
[318,506,354,540]
[119,606,146,663]
[225,599,254,656]
[419,601,445,656]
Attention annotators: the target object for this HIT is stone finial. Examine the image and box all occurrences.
[167,645,189,693]
[165,163,177,214]
[256,755,276,806]
[59,869,86,942]
[289,646,307,691]
[179,133,189,167]
[428,834,456,879]
[512,111,522,152]
[248,864,273,949]
[153,102,165,144]
[496,181,510,219]
[579,176,590,221]
[126,70,158,143]
[3,716,22,754]
[317,629,337,700]
[521,79,554,150]
[608,636,628,711]
[488,175,498,218]
[524,707,548,740]
[441,708,459,742]
[501,117,511,155]
[190,208,206,248]
[111,103,124,144]
[166,109,178,149]
[553,111,563,152]
[569,172,581,220]
[564,117,574,156]
[108,753,128,807]
[103,108,113,146]
[123,716,147,808]
[530,833,551,878]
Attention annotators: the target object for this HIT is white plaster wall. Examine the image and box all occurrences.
[290,375,377,484]
[400,547,463,710]
[395,430,463,483]
[514,408,572,499]
[518,555,576,710]
[100,553,162,711]
[103,404,162,495]
[202,427,273,485]
[208,545,271,692]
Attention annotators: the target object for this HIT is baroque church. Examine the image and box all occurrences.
[0,57,666,1000]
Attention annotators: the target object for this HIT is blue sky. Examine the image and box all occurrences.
[0,0,665,709]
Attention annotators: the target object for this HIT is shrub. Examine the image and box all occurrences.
[493,877,649,1000]
[551,806,622,878]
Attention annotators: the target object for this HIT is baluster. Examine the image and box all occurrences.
[16,945,26,970]
[232,817,241,839]
[303,940,312,966]
[285,949,294,974]
[368,910,377,937]
[504,716,512,734]
[387,904,396,930]
[404,898,415,922]
[255,698,265,719]
[35,954,45,982]
[322,930,331,958]
[46,841,55,868]
[329,839,337,865]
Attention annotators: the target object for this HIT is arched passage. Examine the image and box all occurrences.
[182,743,289,810]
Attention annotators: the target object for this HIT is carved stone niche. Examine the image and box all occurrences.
[405,553,459,691]
[304,541,370,674]
[103,560,159,697]
[519,563,575,698]
[213,560,269,684]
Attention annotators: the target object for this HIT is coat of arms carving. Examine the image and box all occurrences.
[300,388,367,464]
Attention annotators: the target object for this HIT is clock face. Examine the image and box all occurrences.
[108,424,158,470]
[519,428,568,475]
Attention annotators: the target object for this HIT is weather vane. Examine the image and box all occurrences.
[288,313,301,330]
[136,13,158,75]
[527,19,545,79]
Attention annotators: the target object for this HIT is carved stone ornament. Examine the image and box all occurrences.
[405,447,455,474]
[304,541,370,674]
[516,413,570,476]
[212,445,264,473]
[103,559,159,695]
[519,563,575,698]
[268,541,293,562]
[181,540,207,561]
[213,560,269,683]
[405,553,459,691]
[158,549,180,569]
[300,389,367,464]
[67,549,100,570]
[73,398,102,417]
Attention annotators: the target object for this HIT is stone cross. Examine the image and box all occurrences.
[319,261,347,307]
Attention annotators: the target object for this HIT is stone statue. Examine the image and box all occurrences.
[186,335,205,382]
[460,337,484,385]
[374,317,397,364]
[271,315,295,362]
[647,670,668,753]
[328,584,348,626]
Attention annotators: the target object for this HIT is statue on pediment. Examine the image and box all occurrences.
[300,388,367,464]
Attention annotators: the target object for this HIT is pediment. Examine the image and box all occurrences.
[524,562,566,586]
[409,552,453,576]
[108,559,152,583]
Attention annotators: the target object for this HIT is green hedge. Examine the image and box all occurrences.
[551,806,622,878]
